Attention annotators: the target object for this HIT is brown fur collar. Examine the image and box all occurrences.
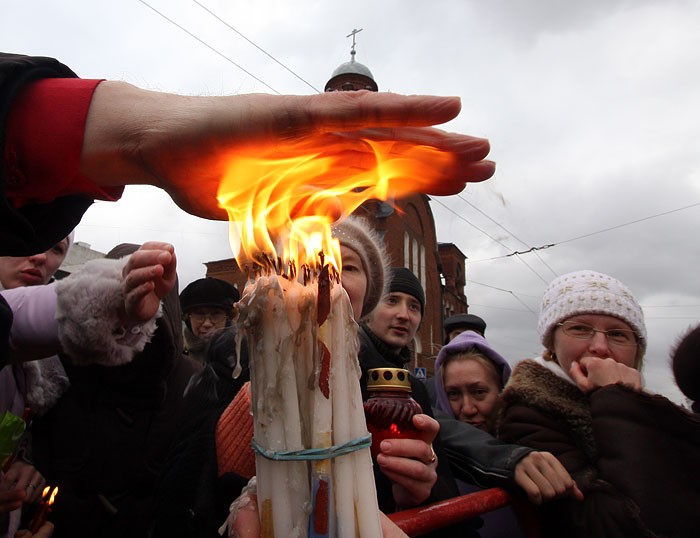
[498,359,598,465]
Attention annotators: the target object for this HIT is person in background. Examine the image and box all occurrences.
[30,243,198,538]
[494,270,700,538]
[2,241,177,538]
[179,278,239,365]
[443,313,487,343]
[360,267,474,537]
[0,235,72,538]
[433,330,521,537]
[425,312,488,403]
[671,324,700,413]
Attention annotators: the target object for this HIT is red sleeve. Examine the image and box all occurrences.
[4,78,124,207]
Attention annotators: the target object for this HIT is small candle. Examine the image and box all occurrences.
[28,486,58,533]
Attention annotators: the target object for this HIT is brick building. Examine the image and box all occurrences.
[206,41,470,376]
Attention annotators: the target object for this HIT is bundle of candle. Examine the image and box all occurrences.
[236,258,382,538]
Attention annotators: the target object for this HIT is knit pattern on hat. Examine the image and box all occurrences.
[216,382,255,479]
[332,216,390,319]
[538,270,646,349]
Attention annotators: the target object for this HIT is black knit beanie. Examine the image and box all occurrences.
[388,267,425,316]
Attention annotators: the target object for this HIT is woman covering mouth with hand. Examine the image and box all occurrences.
[493,270,700,538]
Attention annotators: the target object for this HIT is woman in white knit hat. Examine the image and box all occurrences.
[493,270,700,538]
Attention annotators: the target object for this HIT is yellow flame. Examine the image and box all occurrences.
[48,487,58,506]
[217,139,454,272]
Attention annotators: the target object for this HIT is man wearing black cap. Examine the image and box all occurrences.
[179,277,240,364]
[359,267,478,538]
[443,313,487,343]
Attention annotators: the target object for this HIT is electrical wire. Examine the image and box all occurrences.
[136,0,281,94]
[192,0,322,93]
[471,201,700,263]
[431,197,550,284]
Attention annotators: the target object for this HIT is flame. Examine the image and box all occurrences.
[217,138,454,272]
[41,486,50,499]
[48,486,58,506]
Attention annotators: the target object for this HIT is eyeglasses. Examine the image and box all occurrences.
[557,321,639,347]
[188,312,228,324]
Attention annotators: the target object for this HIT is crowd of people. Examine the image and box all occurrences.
[2,51,699,538]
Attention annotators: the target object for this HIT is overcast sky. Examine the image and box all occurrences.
[5,0,699,403]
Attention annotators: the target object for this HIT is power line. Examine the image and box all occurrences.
[192,0,322,93]
[468,280,538,313]
[456,193,558,277]
[432,197,550,284]
[136,0,281,94]
[471,201,700,263]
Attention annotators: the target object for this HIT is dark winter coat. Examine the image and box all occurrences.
[494,358,700,538]
[31,246,200,538]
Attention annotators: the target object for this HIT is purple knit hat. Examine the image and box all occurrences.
[433,330,511,418]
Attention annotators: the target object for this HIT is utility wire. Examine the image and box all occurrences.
[432,197,550,284]
[456,193,558,277]
[192,0,322,93]
[136,0,281,94]
[468,280,538,314]
[472,201,700,263]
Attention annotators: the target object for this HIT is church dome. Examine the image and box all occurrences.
[325,59,378,92]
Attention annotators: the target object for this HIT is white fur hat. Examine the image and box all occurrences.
[538,270,646,349]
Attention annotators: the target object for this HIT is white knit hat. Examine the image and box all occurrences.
[538,270,646,349]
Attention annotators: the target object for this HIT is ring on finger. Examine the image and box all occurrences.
[428,446,437,464]
[27,483,36,490]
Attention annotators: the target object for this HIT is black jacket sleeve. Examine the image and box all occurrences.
[0,52,93,256]
[434,407,533,488]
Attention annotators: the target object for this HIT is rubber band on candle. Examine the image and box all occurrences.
[251,433,371,461]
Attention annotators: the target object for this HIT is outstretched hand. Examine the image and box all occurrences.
[81,84,495,220]
[376,413,440,509]
[120,241,177,324]
[514,451,584,505]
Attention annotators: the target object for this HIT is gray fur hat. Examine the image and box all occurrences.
[332,216,390,319]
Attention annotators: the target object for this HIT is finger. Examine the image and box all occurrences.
[411,414,440,443]
[377,453,436,484]
[379,438,435,463]
[123,263,165,294]
[301,92,464,134]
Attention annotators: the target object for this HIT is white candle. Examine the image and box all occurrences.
[237,263,381,538]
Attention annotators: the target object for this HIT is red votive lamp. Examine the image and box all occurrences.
[364,368,423,459]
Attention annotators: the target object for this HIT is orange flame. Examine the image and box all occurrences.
[217,138,454,272]
[48,486,58,506]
